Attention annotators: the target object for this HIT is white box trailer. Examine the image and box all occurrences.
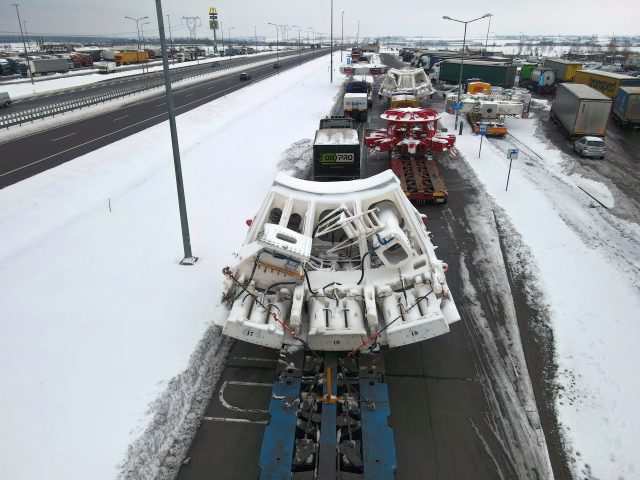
[28,58,69,75]
[550,83,612,137]
[343,93,368,121]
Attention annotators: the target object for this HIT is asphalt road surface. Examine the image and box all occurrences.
[175,53,567,479]
[0,49,327,189]
[3,50,309,111]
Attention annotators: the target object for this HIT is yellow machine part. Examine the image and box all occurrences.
[467,82,492,94]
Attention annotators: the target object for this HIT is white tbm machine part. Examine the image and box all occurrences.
[217,171,460,351]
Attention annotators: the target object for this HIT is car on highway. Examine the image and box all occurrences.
[239,72,251,81]
[573,136,606,159]
[211,62,221,68]
[273,63,280,69]
[0,91,11,108]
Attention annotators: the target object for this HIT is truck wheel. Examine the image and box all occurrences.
[3,102,8,107]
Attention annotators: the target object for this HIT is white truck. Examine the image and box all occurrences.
[343,93,368,121]
[95,61,116,74]
[0,91,11,108]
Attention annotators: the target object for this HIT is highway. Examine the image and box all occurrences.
[174,53,568,480]
[0,49,327,189]
[4,50,307,111]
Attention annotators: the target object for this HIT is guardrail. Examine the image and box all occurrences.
[0,50,311,130]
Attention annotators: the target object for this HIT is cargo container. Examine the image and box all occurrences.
[313,124,361,181]
[437,60,516,87]
[343,93,368,121]
[550,83,612,138]
[543,58,583,82]
[27,58,69,75]
[114,51,150,66]
[518,63,537,82]
[74,47,102,62]
[101,49,117,61]
[612,86,640,127]
[573,69,640,99]
[525,67,557,94]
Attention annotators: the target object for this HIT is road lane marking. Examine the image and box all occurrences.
[219,380,271,414]
[113,114,129,121]
[184,93,193,97]
[50,133,77,142]
[154,102,165,107]
[203,416,268,425]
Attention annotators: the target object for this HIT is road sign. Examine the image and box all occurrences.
[478,124,488,136]
[453,102,463,111]
[507,148,519,160]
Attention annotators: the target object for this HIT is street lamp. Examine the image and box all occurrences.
[12,4,33,86]
[124,15,149,50]
[141,21,150,50]
[308,27,316,56]
[268,22,279,63]
[341,11,345,62]
[484,14,493,55]
[292,25,302,60]
[227,26,234,53]
[330,0,334,83]
[153,0,196,264]
[442,13,491,129]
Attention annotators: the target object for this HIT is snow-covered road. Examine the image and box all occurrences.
[0,52,342,480]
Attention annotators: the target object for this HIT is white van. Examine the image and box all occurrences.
[0,92,11,108]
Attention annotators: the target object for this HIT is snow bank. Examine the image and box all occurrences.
[0,52,342,480]
[441,111,640,479]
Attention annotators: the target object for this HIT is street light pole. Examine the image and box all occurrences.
[269,22,279,64]
[484,14,493,55]
[254,25,258,53]
[308,27,316,57]
[293,25,302,61]
[341,11,344,62]
[166,14,174,63]
[220,21,224,56]
[227,26,234,55]
[330,0,334,83]
[154,0,197,265]
[141,22,150,50]
[443,13,491,129]
[12,4,33,86]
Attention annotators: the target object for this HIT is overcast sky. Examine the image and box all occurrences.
[1,0,638,40]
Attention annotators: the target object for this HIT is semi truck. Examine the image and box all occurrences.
[550,83,612,138]
[612,86,640,127]
[343,93,368,121]
[437,60,516,87]
[542,58,583,82]
[26,58,69,75]
[313,117,361,181]
[114,51,149,66]
[573,69,640,99]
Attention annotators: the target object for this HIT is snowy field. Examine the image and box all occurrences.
[0,52,342,480]
[441,111,640,479]
[1,49,286,100]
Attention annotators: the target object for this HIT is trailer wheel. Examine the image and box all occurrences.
[3,102,8,107]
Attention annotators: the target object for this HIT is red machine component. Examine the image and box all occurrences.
[366,108,455,154]
[365,107,456,204]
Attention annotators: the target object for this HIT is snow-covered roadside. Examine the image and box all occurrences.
[0,52,342,480]
[440,112,640,478]
[1,49,285,100]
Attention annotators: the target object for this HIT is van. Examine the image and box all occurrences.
[0,91,11,108]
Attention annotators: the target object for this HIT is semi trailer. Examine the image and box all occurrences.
[612,86,640,127]
[573,69,640,99]
[26,58,69,75]
[550,83,612,138]
[437,60,516,87]
[313,117,361,181]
